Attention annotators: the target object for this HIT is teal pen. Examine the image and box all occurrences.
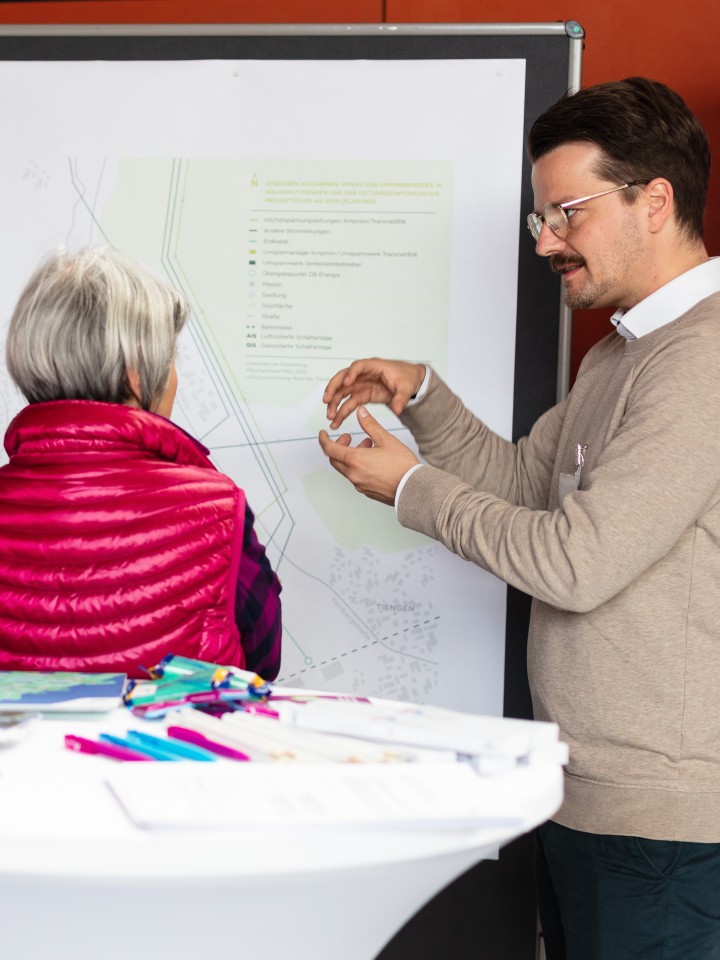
[124,729,217,761]
[99,732,179,761]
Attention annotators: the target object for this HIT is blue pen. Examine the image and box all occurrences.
[124,729,217,762]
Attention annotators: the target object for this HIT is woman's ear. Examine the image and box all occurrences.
[125,369,143,408]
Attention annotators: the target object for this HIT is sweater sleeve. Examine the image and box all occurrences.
[397,312,720,612]
[400,368,566,509]
[234,502,282,680]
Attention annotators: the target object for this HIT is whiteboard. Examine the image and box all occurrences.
[0,24,582,720]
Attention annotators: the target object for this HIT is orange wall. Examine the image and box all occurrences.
[387,0,720,379]
[2,0,718,380]
[0,1,382,24]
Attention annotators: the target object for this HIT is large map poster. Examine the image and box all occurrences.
[0,58,526,713]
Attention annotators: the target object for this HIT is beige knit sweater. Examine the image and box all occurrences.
[399,292,720,841]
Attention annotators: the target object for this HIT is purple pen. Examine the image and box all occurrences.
[166,725,251,761]
[186,689,252,704]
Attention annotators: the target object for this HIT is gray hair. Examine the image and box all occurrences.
[6,246,188,410]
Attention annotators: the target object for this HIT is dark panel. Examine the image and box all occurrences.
[376,832,538,960]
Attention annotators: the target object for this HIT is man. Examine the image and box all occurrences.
[318,78,720,959]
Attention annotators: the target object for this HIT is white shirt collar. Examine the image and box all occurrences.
[611,257,720,340]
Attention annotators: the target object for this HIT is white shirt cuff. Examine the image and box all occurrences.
[405,365,430,406]
[395,463,424,515]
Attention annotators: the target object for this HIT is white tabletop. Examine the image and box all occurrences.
[0,703,563,960]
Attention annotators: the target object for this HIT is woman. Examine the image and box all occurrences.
[0,247,281,680]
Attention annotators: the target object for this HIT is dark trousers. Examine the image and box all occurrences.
[535,820,720,960]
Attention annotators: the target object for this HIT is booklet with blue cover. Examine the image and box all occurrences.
[0,671,127,712]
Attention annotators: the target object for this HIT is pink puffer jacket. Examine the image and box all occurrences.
[0,400,246,678]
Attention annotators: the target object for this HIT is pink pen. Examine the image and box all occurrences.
[165,725,251,761]
[65,734,153,761]
[242,703,279,719]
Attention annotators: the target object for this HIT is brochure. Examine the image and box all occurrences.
[0,670,127,712]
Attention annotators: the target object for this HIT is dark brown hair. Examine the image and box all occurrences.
[527,77,711,240]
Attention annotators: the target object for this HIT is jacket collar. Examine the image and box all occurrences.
[4,400,213,469]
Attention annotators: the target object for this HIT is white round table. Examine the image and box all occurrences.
[0,706,563,960]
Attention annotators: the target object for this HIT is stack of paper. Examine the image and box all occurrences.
[106,761,525,831]
[274,699,568,773]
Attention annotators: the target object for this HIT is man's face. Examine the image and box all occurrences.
[530,142,648,311]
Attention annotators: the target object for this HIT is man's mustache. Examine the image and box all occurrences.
[549,255,586,274]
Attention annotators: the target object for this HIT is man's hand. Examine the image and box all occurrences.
[318,406,420,506]
[323,358,426,430]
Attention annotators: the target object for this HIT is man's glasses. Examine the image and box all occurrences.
[527,181,649,241]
